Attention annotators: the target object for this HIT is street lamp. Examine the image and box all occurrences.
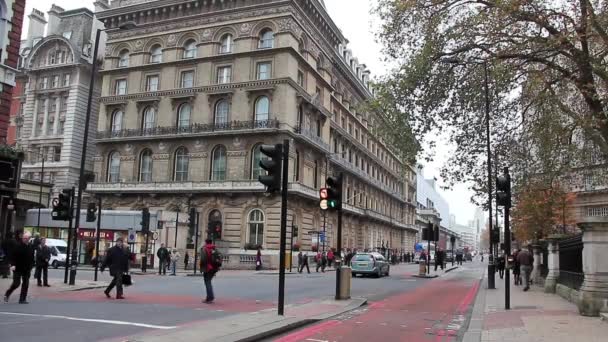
[442,57,496,289]
[69,21,137,284]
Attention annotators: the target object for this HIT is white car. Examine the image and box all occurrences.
[30,238,68,268]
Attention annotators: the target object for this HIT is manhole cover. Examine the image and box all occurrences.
[513,306,538,310]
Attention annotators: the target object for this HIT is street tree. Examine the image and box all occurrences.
[370,0,608,201]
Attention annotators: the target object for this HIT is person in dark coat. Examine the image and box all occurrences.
[35,238,51,287]
[497,254,506,279]
[184,251,190,270]
[298,252,310,274]
[4,231,35,304]
[156,243,169,275]
[101,238,130,299]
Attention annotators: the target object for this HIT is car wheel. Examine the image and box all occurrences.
[52,261,58,269]
[375,270,381,278]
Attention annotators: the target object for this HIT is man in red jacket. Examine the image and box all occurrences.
[201,239,217,303]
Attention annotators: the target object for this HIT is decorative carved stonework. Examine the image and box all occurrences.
[200,28,215,42]
[239,22,252,36]
[194,140,206,151]
[232,137,243,148]
[135,98,160,112]
[189,152,208,159]
[167,34,177,46]
[92,156,103,162]
[124,144,134,153]
[120,155,135,161]
[134,39,144,52]
[277,17,302,37]
[152,153,170,160]
[227,151,247,157]
[158,142,168,152]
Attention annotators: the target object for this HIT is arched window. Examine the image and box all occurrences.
[142,106,155,132]
[258,29,274,49]
[107,151,121,182]
[174,147,189,181]
[254,96,269,122]
[247,209,264,246]
[150,44,162,63]
[220,34,233,54]
[139,149,153,182]
[183,39,197,59]
[208,209,222,239]
[214,100,229,127]
[118,49,129,67]
[251,144,264,179]
[177,103,191,130]
[210,145,227,181]
[111,110,123,135]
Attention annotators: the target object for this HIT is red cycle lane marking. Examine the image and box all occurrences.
[457,280,480,314]
[273,320,341,342]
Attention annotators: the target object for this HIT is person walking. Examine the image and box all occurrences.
[255,248,262,271]
[4,231,34,304]
[497,254,506,279]
[35,238,51,287]
[327,249,334,268]
[299,252,310,273]
[184,251,189,270]
[513,249,522,285]
[517,246,534,291]
[157,244,169,275]
[201,239,219,303]
[101,238,130,299]
[434,249,444,271]
[170,249,180,276]
[297,251,303,271]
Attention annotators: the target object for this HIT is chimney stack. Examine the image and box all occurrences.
[93,0,110,12]
[47,5,65,36]
[26,8,46,41]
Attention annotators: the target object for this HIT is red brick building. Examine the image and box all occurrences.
[0,0,25,143]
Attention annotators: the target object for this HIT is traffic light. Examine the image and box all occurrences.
[423,222,434,241]
[491,228,500,244]
[188,207,196,237]
[325,174,343,210]
[52,188,73,221]
[319,188,329,210]
[434,224,440,242]
[258,144,283,193]
[86,202,97,222]
[141,208,150,233]
[496,170,511,207]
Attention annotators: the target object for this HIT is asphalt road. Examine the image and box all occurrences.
[269,261,485,342]
[0,262,479,342]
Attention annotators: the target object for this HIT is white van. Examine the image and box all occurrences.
[45,239,68,269]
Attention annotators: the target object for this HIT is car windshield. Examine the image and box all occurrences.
[55,246,67,254]
[354,254,371,261]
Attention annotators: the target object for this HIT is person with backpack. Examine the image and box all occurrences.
[200,239,221,303]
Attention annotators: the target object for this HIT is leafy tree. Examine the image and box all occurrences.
[511,181,577,242]
[370,0,608,201]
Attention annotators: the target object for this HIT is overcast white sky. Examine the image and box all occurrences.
[24,0,477,225]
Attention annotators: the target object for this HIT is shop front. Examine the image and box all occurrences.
[77,229,117,265]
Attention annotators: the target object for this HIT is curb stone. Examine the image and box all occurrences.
[462,275,487,342]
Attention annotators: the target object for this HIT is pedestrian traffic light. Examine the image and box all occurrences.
[325,173,343,210]
[319,187,329,210]
[52,188,73,221]
[141,208,150,233]
[86,202,97,222]
[496,168,511,207]
[258,144,283,193]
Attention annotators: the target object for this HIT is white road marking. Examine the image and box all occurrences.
[306,339,329,342]
[0,312,177,330]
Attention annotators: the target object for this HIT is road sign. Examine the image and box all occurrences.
[320,232,325,243]
[152,231,159,241]
[127,229,136,243]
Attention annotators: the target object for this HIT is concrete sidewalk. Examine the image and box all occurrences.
[0,276,108,294]
[464,274,608,342]
[105,296,367,342]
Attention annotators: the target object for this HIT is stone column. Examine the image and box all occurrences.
[544,238,560,293]
[41,98,50,136]
[31,97,39,137]
[53,97,60,135]
[578,220,608,316]
[531,244,543,286]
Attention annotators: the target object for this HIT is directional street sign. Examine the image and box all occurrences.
[127,229,136,243]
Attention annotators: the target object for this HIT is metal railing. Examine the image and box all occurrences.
[97,119,280,139]
[294,126,330,151]
[558,233,584,290]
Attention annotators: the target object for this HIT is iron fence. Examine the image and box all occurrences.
[558,233,584,290]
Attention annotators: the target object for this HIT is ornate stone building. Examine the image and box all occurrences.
[89,0,418,266]
[14,5,105,196]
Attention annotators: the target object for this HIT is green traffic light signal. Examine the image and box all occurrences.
[328,199,337,208]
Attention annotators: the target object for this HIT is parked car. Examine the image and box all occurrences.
[465,252,473,262]
[351,252,390,278]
